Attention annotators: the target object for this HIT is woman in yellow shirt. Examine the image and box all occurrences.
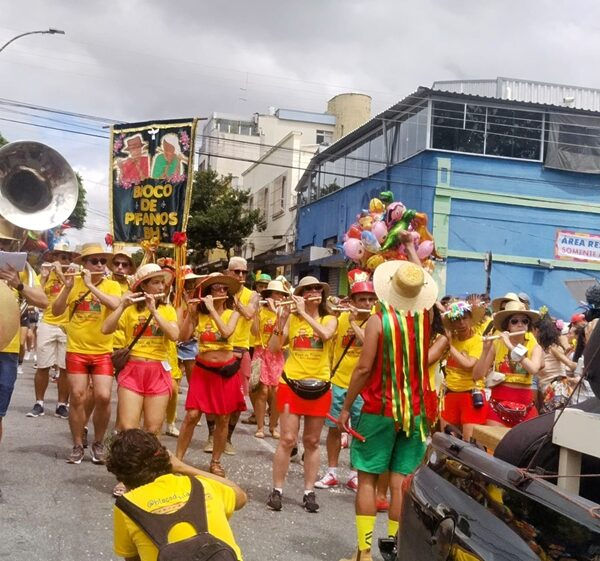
[439,300,486,441]
[267,276,337,513]
[176,273,242,478]
[102,264,179,435]
[474,299,542,427]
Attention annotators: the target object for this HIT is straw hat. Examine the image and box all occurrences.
[196,272,240,297]
[73,243,113,266]
[130,263,174,292]
[0,217,20,241]
[492,300,540,331]
[261,280,290,297]
[491,292,521,313]
[44,241,80,261]
[293,276,330,299]
[442,300,486,330]
[372,260,438,312]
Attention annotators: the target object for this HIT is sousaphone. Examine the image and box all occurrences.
[0,141,79,348]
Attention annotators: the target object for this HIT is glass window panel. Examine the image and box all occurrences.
[345,141,369,185]
[432,101,484,154]
[486,108,542,160]
[369,133,386,175]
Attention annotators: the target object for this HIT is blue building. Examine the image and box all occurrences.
[294,78,600,319]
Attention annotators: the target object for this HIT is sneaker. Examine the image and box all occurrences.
[302,491,319,513]
[17,364,24,375]
[346,475,359,492]
[26,403,45,418]
[376,498,390,512]
[91,441,106,465]
[224,440,236,456]
[54,404,69,419]
[267,489,282,511]
[203,435,214,453]
[341,432,349,449]
[165,423,180,437]
[82,426,89,449]
[315,472,339,489]
[67,445,84,464]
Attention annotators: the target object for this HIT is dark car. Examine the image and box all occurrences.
[381,431,600,561]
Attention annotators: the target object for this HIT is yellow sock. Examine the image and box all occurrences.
[387,519,399,538]
[356,514,376,550]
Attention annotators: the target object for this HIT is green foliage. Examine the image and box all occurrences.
[67,172,88,229]
[0,132,8,147]
[186,169,264,262]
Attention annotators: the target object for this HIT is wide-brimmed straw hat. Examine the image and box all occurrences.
[491,292,521,313]
[493,300,540,330]
[130,263,174,292]
[373,260,438,312]
[73,243,113,266]
[196,272,240,297]
[442,300,486,330]
[261,280,290,297]
[44,241,80,261]
[293,276,330,299]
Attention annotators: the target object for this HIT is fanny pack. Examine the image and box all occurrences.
[490,399,534,425]
[282,371,330,400]
[196,358,241,378]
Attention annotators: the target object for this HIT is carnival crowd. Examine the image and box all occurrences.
[0,226,596,561]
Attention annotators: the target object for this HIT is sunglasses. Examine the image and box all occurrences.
[510,317,530,326]
[211,284,228,292]
[303,285,323,293]
[113,260,131,268]
[232,269,248,275]
[86,257,108,266]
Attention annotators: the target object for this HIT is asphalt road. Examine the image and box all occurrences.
[0,357,389,561]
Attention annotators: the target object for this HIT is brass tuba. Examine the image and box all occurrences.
[0,141,79,339]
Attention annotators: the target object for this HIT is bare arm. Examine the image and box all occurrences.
[204,298,239,340]
[102,299,129,335]
[473,339,496,381]
[0,266,48,309]
[82,271,120,311]
[428,334,449,365]
[293,296,337,341]
[550,344,577,371]
[235,291,259,320]
[268,312,290,353]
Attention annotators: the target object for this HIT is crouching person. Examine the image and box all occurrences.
[106,429,246,561]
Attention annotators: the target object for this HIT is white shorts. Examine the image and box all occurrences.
[36,321,67,370]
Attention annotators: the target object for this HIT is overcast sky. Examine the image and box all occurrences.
[1,0,599,247]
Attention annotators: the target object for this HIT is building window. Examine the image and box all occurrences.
[431,101,543,160]
[271,174,286,218]
[259,187,269,224]
[316,130,333,145]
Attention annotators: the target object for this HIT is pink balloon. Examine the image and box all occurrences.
[416,240,434,260]
[371,221,388,243]
[343,238,365,261]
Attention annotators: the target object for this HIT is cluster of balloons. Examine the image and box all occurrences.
[342,192,437,272]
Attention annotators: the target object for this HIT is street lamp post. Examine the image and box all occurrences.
[0,28,65,54]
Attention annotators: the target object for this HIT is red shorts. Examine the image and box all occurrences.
[487,384,538,427]
[235,350,251,396]
[276,382,332,417]
[118,360,172,396]
[441,390,489,426]
[66,352,114,376]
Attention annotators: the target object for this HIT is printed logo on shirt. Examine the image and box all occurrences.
[263,319,275,334]
[498,353,528,375]
[199,322,225,343]
[292,328,323,350]
[133,316,163,338]
[341,328,362,348]
[76,294,102,313]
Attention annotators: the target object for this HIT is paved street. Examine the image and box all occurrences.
[0,358,389,561]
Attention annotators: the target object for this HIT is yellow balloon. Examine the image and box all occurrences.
[366,254,385,271]
[369,198,385,213]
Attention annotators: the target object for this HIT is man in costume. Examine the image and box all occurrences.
[338,259,438,561]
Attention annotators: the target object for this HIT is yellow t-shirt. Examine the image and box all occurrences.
[283,314,335,382]
[41,271,68,326]
[197,310,234,353]
[112,276,131,349]
[230,286,255,350]
[118,304,177,361]
[444,334,484,392]
[254,307,277,350]
[494,334,538,386]
[114,473,242,561]
[330,312,367,389]
[65,277,121,354]
[2,272,41,354]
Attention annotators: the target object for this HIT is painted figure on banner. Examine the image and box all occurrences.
[151,133,188,182]
[114,134,150,187]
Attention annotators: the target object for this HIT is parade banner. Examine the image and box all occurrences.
[109,118,197,246]
[555,229,600,263]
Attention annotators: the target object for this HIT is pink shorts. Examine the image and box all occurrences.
[118,360,172,396]
[66,352,114,376]
[253,347,284,387]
